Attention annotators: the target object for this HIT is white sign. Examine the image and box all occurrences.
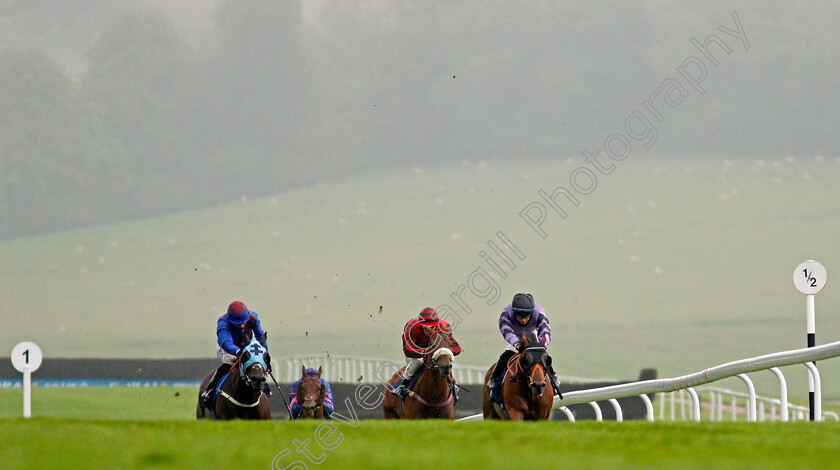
[11,342,42,373]
[793,260,827,295]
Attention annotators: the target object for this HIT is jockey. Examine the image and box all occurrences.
[392,307,462,400]
[289,369,335,419]
[487,293,562,404]
[200,301,271,406]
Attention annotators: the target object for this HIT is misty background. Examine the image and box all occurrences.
[1,1,838,240]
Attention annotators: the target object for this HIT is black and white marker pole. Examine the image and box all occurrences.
[793,260,826,422]
[11,342,42,419]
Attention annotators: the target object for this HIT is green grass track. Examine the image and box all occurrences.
[2,418,839,470]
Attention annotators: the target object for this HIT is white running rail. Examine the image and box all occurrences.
[457,339,840,422]
[659,386,840,422]
[277,354,617,385]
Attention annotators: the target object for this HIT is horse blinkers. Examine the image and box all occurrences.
[522,349,547,397]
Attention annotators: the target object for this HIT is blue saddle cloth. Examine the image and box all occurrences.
[387,365,425,392]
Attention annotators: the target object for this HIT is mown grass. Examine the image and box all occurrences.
[1,418,839,470]
[0,387,197,420]
[2,387,840,469]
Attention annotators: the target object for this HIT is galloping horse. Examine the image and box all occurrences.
[292,366,330,420]
[196,338,271,420]
[482,332,553,420]
[383,326,457,419]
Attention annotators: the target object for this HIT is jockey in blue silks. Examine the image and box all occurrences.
[486,293,562,404]
[289,369,335,419]
[201,301,271,406]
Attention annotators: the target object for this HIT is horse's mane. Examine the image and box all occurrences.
[521,331,540,348]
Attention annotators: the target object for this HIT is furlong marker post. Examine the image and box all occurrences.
[793,260,827,421]
[11,342,42,418]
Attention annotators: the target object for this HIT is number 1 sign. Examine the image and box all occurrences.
[11,342,42,418]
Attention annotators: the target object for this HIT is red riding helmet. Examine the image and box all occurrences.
[418,307,439,325]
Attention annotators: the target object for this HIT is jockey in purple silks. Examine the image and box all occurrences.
[486,293,562,404]
[200,301,271,407]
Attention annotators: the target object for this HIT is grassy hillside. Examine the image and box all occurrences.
[3,155,840,395]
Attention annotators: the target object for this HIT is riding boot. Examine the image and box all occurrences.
[547,365,563,400]
[263,382,273,397]
[392,377,410,399]
[201,363,230,407]
[487,350,516,390]
[450,382,460,405]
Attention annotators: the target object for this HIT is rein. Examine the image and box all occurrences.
[406,389,453,408]
[217,389,263,408]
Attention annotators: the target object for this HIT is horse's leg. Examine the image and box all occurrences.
[383,407,399,419]
[482,366,500,419]
[382,392,401,420]
[506,407,525,421]
[382,371,404,419]
[259,395,272,420]
[196,372,213,420]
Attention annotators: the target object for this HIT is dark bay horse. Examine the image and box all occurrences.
[383,326,457,419]
[196,339,271,420]
[482,333,553,420]
[294,366,329,420]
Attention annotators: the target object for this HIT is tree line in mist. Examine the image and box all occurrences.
[1,1,838,239]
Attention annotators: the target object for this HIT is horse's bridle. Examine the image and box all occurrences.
[240,361,266,390]
[425,350,448,374]
[508,346,548,388]
[297,376,324,415]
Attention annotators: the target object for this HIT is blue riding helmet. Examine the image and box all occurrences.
[227,301,251,325]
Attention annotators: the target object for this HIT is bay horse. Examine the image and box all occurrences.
[293,366,329,420]
[196,338,271,420]
[482,332,554,420]
[382,326,457,419]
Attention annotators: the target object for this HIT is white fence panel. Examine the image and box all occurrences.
[458,339,840,422]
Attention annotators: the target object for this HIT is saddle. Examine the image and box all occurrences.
[202,372,231,411]
[387,365,426,394]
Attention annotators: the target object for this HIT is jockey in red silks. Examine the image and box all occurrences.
[392,307,462,400]
[486,293,562,404]
[200,301,271,407]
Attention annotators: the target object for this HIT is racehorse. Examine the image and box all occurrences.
[294,366,328,419]
[382,325,457,419]
[196,338,271,420]
[482,332,553,420]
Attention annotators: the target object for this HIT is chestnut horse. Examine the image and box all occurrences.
[482,333,553,420]
[382,326,457,419]
[196,339,271,420]
[294,366,329,420]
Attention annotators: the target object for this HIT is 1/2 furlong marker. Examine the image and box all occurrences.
[11,341,42,418]
[793,259,827,421]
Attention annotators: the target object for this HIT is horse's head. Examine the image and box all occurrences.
[238,339,268,392]
[297,366,325,419]
[424,325,456,378]
[518,333,548,398]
